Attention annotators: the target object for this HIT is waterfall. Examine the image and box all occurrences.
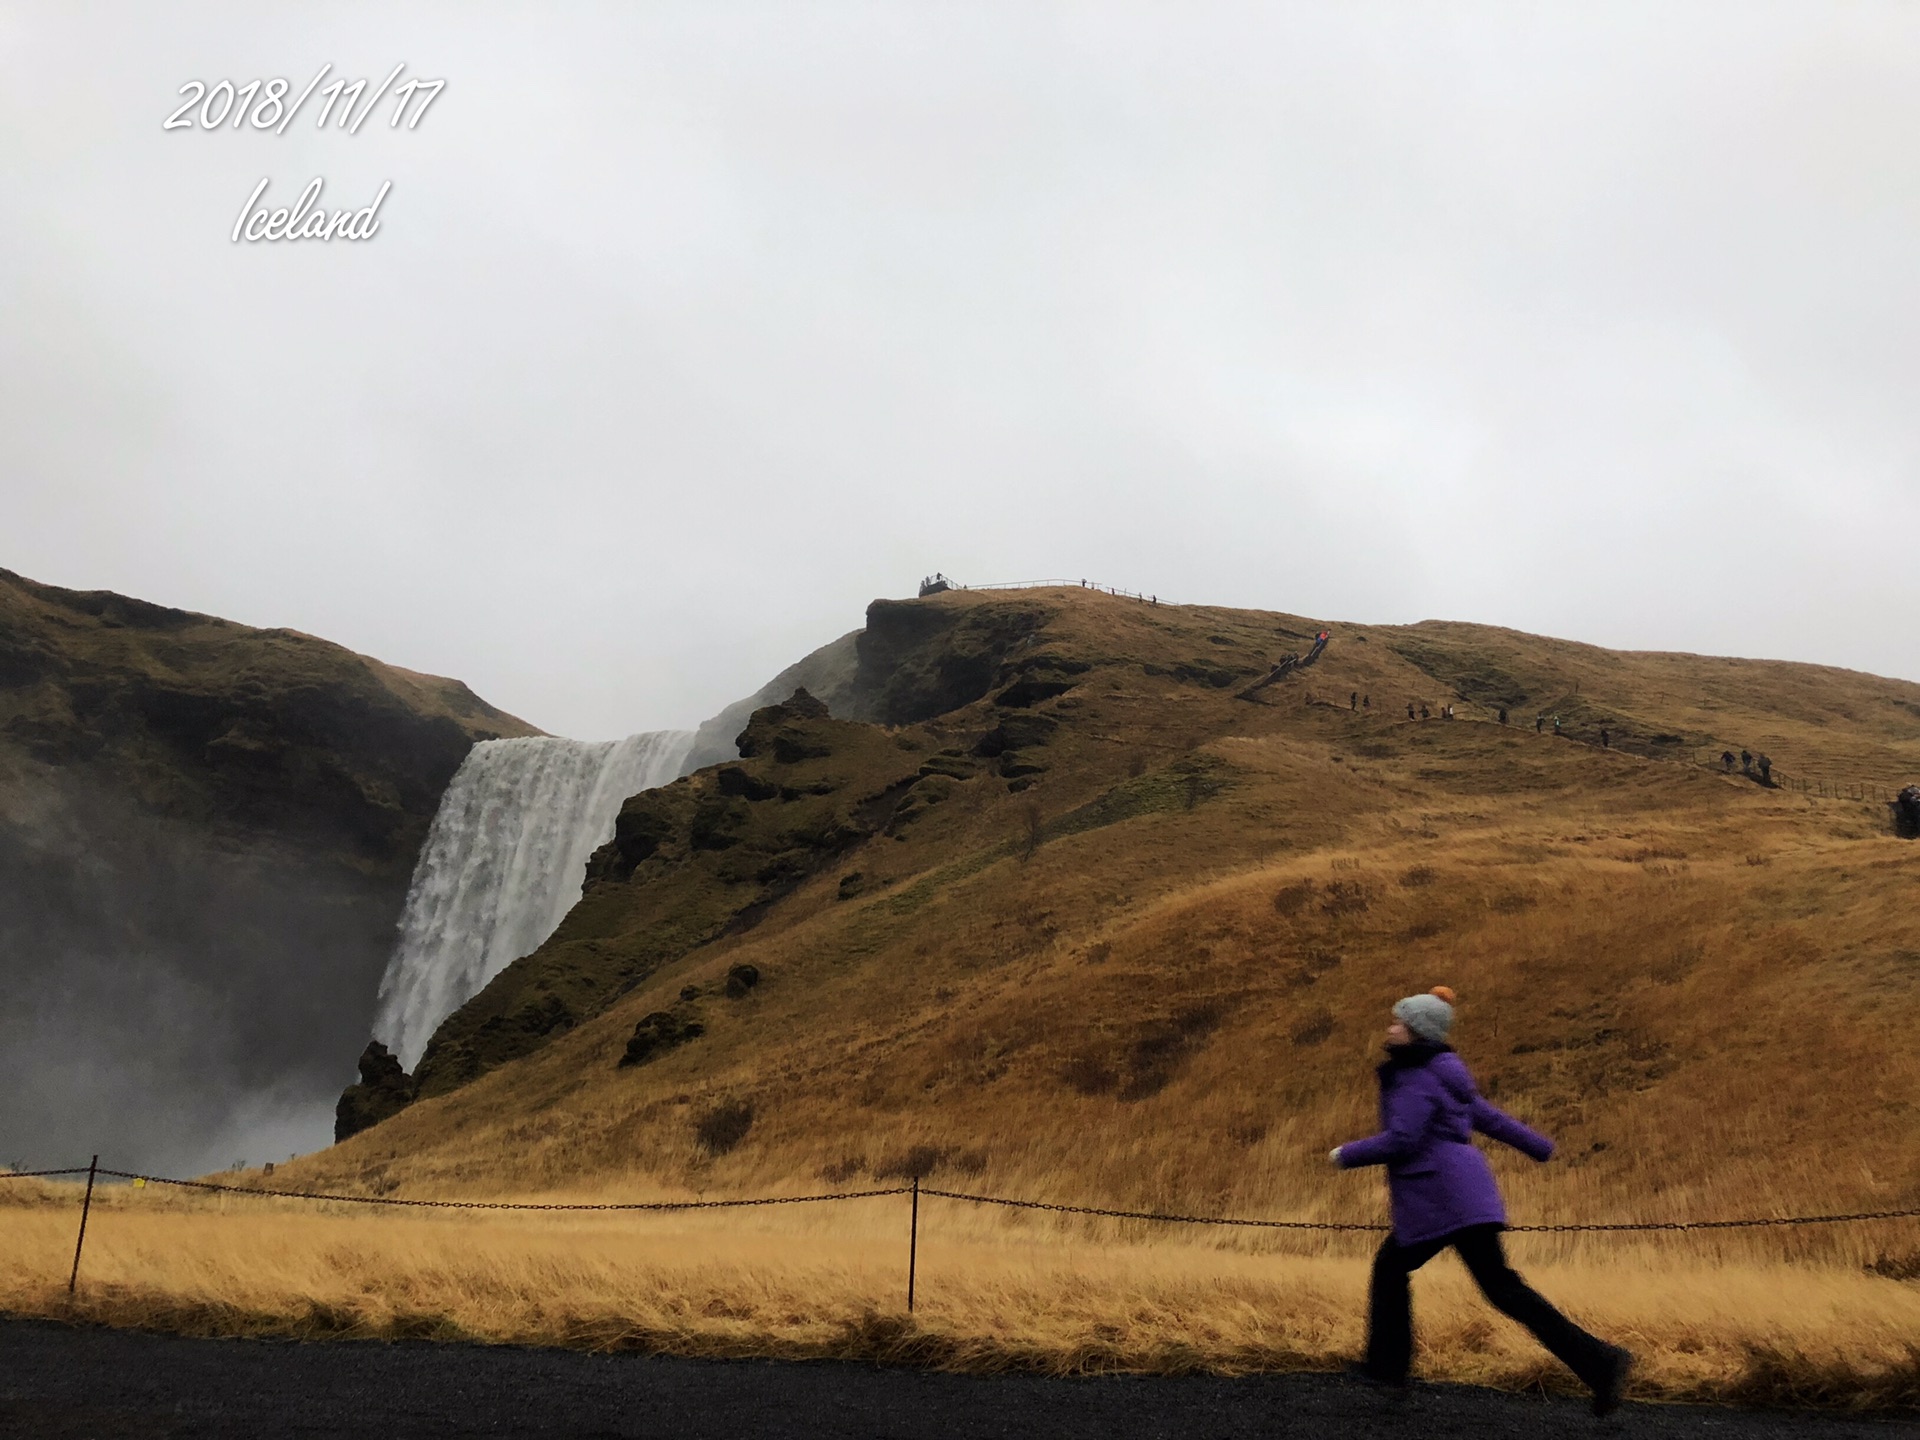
[373,730,695,1068]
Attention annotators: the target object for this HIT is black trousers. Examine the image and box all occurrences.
[1366,1223,1613,1389]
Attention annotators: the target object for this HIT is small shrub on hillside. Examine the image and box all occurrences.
[1865,1251,1920,1281]
[1320,880,1372,917]
[1061,1053,1119,1095]
[873,1144,987,1180]
[1290,1010,1334,1047]
[1400,865,1436,888]
[1272,881,1315,916]
[1288,948,1342,988]
[694,1098,754,1156]
[819,1155,864,1184]
[1119,1006,1222,1100]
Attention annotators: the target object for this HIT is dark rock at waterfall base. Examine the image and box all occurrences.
[724,964,760,998]
[334,1041,417,1142]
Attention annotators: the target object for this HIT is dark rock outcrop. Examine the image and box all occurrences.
[852,598,1054,725]
[618,1008,705,1068]
[973,712,1059,758]
[1895,785,1920,839]
[334,1041,417,1141]
[735,688,835,763]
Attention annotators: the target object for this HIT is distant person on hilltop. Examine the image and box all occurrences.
[1721,751,1736,772]
[1758,754,1772,785]
[1535,715,1544,733]
[1330,988,1632,1415]
[1741,749,1753,776]
[1420,704,1431,720]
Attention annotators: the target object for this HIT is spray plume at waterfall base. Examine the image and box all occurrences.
[374,731,694,1068]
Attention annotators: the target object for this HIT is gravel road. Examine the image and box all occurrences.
[0,1319,1912,1439]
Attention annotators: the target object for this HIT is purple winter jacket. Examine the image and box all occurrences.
[1336,1043,1554,1246]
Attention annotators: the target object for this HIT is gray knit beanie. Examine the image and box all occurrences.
[1393,990,1454,1044]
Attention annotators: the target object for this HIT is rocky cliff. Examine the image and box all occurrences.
[0,568,536,1174]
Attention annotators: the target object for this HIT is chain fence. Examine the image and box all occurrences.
[8,1159,1918,1311]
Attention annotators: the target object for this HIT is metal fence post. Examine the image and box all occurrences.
[67,1155,98,1294]
[907,1175,920,1313]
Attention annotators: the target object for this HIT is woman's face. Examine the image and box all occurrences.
[1385,1017,1412,1047]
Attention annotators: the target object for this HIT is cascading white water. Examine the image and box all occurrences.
[373,730,695,1067]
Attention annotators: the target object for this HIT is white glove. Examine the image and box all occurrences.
[1328,1146,1343,1166]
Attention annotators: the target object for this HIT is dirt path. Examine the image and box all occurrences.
[0,1319,1911,1439]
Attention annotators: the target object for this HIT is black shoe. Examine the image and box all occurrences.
[1591,1345,1633,1418]
[1343,1362,1410,1397]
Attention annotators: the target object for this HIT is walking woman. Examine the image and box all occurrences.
[1330,986,1632,1415]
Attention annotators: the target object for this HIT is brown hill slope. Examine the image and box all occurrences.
[0,568,536,1173]
[308,587,1919,1246]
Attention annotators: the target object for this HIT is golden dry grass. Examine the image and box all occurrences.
[4,1178,1918,1410]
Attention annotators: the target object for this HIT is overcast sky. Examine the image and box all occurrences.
[4,3,1918,739]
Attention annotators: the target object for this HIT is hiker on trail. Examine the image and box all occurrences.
[1352,692,1360,711]
[1741,750,1752,776]
[1535,715,1543,734]
[1420,704,1431,720]
[1407,703,1417,721]
[1552,716,1562,736]
[1498,707,1508,725]
[1758,754,1772,785]
[1330,988,1632,1415]
[1363,695,1371,710]
[1600,728,1610,750]
[1721,751,1736,773]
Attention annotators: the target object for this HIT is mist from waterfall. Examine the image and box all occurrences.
[373,730,695,1068]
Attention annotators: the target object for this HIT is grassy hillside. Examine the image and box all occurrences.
[313,587,1918,1222]
[9,585,1918,1404]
